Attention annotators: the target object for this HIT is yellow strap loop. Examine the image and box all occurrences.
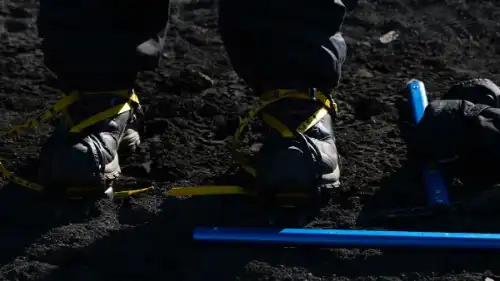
[70,91,139,133]
[261,113,294,138]
[296,107,330,133]
[70,100,133,133]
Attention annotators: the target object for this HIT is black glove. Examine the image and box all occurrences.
[410,99,474,165]
[444,78,500,108]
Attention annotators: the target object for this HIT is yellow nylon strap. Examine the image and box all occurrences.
[261,113,294,138]
[109,186,154,198]
[260,89,332,108]
[0,89,151,199]
[233,89,332,142]
[166,185,311,198]
[296,107,329,133]
[70,100,133,133]
[0,92,80,137]
[70,91,139,133]
[232,89,336,177]
[0,159,44,192]
[262,107,330,138]
[168,185,248,196]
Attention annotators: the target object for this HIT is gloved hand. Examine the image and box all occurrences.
[403,78,500,187]
[444,78,500,108]
[409,99,474,165]
[410,98,500,186]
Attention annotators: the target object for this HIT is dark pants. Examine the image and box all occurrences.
[37,0,347,93]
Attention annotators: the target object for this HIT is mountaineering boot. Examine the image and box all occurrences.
[252,90,341,205]
[37,90,142,198]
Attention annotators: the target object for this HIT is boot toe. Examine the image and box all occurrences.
[257,144,318,193]
[37,140,105,192]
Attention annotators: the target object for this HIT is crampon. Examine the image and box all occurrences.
[0,89,154,200]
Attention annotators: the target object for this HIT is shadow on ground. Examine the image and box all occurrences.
[32,179,500,281]
[0,184,100,266]
[4,161,500,281]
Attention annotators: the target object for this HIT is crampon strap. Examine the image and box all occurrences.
[167,89,337,198]
[165,89,338,199]
[0,89,153,199]
[232,88,338,177]
[165,89,338,200]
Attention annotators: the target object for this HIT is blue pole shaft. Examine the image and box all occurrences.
[193,227,500,249]
[407,80,450,205]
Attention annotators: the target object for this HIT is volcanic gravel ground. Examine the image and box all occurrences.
[2,0,500,280]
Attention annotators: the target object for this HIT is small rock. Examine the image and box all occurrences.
[356,68,374,78]
[379,30,399,44]
[485,277,495,281]
[196,71,214,86]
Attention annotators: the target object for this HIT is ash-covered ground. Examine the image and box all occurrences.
[1,1,500,280]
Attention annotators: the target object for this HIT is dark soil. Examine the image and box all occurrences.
[2,1,500,280]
